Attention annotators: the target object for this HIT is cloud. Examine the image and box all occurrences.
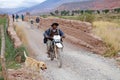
[20,0,41,7]
[0,0,46,8]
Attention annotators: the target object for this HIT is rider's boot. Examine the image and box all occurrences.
[47,51,50,58]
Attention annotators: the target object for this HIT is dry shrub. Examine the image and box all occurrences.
[13,23,34,57]
[93,21,120,57]
[13,23,28,45]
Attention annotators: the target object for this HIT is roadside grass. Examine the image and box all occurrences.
[0,17,6,79]
[0,77,4,80]
[0,18,6,25]
[58,16,78,20]
[5,32,26,69]
[4,20,26,69]
[0,17,26,79]
[0,17,6,74]
[41,15,48,18]
[93,21,120,57]
[94,13,120,25]
[57,14,95,23]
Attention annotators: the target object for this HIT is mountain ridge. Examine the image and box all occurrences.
[1,0,120,14]
[17,0,88,14]
[57,0,120,11]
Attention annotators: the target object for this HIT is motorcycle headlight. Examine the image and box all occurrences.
[53,35,61,42]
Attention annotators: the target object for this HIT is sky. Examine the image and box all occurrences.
[0,0,46,8]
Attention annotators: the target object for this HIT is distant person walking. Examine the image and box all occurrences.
[12,14,15,22]
[21,14,24,21]
[30,19,34,29]
[35,17,40,28]
[16,14,19,22]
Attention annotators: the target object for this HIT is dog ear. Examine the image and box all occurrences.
[37,63,40,67]
[42,64,45,66]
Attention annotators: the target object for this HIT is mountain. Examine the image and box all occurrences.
[1,0,120,15]
[0,7,27,14]
[18,0,88,15]
[91,0,120,10]
[57,0,120,11]
[56,1,93,11]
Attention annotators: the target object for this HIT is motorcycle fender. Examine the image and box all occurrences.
[56,43,63,48]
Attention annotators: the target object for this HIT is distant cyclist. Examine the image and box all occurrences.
[30,19,34,29]
[16,14,19,22]
[12,14,15,22]
[35,17,40,28]
[21,14,24,21]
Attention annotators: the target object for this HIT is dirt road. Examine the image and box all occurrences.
[15,21,120,80]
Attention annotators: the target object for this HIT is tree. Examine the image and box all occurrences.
[50,12,55,16]
[102,9,109,14]
[78,10,81,14]
[67,11,70,16]
[65,11,70,16]
[55,10,59,15]
[97,10,100,14]
[114,8,120,13]
[61,10,65,16]
[71,10,75,16]
[80,10,84,15]
[60,10,70,16]
[85,10,94,14]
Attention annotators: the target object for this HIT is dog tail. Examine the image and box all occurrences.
[24,51,27,58]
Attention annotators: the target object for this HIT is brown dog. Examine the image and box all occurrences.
[24,51,47,72]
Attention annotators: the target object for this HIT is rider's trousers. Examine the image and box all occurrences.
[46,40,53,52]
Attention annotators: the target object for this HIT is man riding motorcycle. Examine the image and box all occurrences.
[44,23,65,57]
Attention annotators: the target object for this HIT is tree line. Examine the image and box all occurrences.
[50,8,120,16]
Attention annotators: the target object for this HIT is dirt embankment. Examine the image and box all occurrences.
[7,17,22,48]
[39,18,107,54]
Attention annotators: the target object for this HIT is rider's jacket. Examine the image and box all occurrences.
[44,27,64,38]
[43,27,64,43]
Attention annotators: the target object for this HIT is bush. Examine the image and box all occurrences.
[0,77,4,80]
[78,13,95,23]
[41,15,48,18]
[0,18,6,25]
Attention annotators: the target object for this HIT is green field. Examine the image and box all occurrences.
[0,17,6,80]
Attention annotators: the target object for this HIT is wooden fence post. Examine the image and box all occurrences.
[0,25,8,80]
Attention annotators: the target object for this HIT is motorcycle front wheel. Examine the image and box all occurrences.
[50,51,55,61]
[57,49,62,68]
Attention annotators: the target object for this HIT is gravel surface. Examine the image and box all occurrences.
[15,21,120,80]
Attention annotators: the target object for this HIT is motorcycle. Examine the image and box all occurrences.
[49,35,63,68]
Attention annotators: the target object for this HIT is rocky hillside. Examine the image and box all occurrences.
[57,0,120,11]
[92,0,120,10]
